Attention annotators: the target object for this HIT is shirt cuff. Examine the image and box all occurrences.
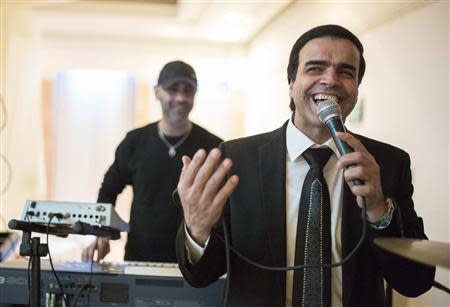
[184,224,210,264]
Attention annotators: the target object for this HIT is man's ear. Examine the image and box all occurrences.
[288,80,294,98]
[154,85,161,99]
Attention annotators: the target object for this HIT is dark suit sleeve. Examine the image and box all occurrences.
[176,222,227,288]
[369,152,435,297]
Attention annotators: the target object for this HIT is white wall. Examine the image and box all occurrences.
[359,4,449,244]
[1,4,45,232]
[360,3,449,306]
[41,34,247,141]
[246,1,449,306]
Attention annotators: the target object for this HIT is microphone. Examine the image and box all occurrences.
[317,100,363,186]
[72,221,120,240]
[8,219,47,233]
[8,219,71,237]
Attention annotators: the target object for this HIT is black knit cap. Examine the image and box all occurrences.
[287,24,366,85]
[157,60,197,88]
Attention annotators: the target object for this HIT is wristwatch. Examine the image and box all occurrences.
[368,197,396,230]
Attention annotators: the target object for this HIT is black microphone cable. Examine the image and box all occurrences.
[218,199,366,271]
[221,218,232,307]
[432,281,450,294]
[86,241,95,307]
[173,189,368,307]
[172,188,232,307]
[46,214,70,307]
[24,206,32,306]
[216,199,367,307]
[73,247,95,307]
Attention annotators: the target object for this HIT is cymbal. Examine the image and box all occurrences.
[374,238,450,268]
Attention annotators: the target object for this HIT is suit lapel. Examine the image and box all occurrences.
[341,173,363,306]
[258,123,287,301]
[256,124,364,305]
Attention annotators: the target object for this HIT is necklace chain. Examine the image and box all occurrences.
[158,127,190,158]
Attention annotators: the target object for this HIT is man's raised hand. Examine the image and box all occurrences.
[177,148,239,245]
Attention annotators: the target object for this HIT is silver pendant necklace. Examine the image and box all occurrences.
[158,127,190,158]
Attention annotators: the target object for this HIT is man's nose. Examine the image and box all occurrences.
[320,69,340,86]
[173,90,188,101]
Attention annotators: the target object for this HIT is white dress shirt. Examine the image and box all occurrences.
[185,119,345,307]
[285,119,343,307]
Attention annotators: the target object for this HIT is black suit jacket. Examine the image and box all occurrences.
[176,122,435,307]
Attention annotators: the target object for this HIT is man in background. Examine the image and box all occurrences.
[175,25,435,306]
[82,60,222,262]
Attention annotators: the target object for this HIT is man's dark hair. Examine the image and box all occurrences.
[287,24,366,111]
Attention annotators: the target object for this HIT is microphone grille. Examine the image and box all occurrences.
[317,100,342,123]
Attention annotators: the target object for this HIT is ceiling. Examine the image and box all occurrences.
[33,0,295,44]
[31,0,431,46]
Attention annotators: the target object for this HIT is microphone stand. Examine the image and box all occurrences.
[19,232,48,307]
[8,219,122,306]
[8,219,72,307]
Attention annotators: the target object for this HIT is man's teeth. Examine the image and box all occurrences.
[313,94,339,103]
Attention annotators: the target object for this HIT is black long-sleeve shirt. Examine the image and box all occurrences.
[98,122,222,261]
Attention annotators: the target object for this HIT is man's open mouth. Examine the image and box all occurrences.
[312,94,340,104]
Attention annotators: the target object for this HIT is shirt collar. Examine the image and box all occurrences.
[286,119,339,162]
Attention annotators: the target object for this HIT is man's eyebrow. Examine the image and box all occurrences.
[338,63,357,71]
[304,60,356,71]
[304,60,330,66]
